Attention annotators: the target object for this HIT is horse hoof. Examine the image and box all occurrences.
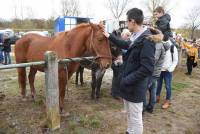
[60,107,64,114]
[61,111,70,117]
[21,97,27,102]
[31,94,36,101]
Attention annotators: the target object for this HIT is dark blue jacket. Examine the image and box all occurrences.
[155,13,172,41]
[109,29,155,103]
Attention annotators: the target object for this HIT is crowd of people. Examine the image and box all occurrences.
[102,6,199,134]
[0,33,12,65]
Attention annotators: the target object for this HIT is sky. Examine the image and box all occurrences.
[0,0,200,28]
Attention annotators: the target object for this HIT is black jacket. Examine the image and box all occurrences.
[155,14,172,41]
[3,38,11,52]
[109,29,156,103]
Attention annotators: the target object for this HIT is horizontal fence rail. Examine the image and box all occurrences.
[0,56,95,70]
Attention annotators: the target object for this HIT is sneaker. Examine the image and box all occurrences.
[156,96,160,103]
[146,105,153,113]
[162,100,170,109]
[185,72,191,75]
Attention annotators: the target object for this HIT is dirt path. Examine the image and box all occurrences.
[143,67,200,134]
[0,65,200,134]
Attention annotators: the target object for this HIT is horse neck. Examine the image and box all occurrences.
[63,26,91,58]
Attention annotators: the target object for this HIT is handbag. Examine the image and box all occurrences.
[193,62,197,68]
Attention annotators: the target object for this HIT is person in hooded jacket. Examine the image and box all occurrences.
[143,28,171,113]
[103,8,156,134]
[0,33,4,64]
[2,36,12,65]
[154,6,172,41]
[154,6,178,109]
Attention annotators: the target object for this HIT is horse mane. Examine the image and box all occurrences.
[70,23,103,32]
[71,23,90,31]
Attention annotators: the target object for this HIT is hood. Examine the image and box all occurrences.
[160,13,171,22]
[145,28,164,43]
[131,29,152,45]
[163,41,171,51]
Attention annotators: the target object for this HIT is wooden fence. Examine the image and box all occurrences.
[0,51,95,130]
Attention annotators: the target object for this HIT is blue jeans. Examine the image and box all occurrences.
[0,50,3,63]
[156,71,172,100]
[3,52,11,64]
[144,76,158,108]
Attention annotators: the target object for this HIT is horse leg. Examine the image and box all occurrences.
[96,69,106,99]
[58,69,67,112]
[80,66,84,86]
[17,67,27,99]
[75,67,80,85]
[91,68,96,99]
[28,67,37,100]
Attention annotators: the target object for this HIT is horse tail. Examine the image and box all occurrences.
[14,36,31,96]
[15,35,31,63]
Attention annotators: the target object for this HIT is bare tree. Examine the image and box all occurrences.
[25,7,35,19]
[60,0,80,16]
[185,7,200,39]
[85,1,95,18]
[106,0,130,21]
[144,0,173,24]
[19,0,24,20]
[12,0,18,19]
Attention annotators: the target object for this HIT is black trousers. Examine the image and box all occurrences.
[187,56,195,74]
[111,63,122,96]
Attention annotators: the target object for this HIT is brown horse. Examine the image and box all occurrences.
[14,23,112,111]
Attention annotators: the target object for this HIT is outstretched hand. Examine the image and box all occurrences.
[99,21,110,38]
[102,29,110,38]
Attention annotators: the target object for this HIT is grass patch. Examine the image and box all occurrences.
[172,82,190,91]
[79,114,101,129]
[66,113,102,133]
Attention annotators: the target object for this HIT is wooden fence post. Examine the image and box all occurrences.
[44,51,60,130]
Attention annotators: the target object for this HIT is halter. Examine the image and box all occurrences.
[88,25,112,60]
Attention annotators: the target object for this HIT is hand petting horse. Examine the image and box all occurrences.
[14,23,112,112]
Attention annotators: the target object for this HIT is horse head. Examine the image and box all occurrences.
[86,23,112,69]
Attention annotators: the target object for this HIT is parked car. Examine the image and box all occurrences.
[9,35,20,45]
[0,29,20,45]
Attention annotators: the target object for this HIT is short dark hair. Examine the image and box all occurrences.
[154,6,165,14]
[126,8,144,25]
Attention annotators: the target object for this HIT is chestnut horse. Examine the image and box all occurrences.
[14,23,112,111]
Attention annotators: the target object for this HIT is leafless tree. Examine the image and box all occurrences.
[106,0,131,21]
[12,1,18,19]
[60,0,80,16]
[19,0,24,20]
[144,0,173,24]
[185,7,200,39]
[85,1,95,18]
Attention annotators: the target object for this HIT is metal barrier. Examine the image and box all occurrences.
[0,51,95,130]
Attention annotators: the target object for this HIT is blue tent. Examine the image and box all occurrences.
[54,16,92,33]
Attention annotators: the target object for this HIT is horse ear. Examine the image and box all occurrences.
[89,22,96,30]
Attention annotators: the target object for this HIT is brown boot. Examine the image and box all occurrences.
[156,96,160,103]
[162,100,170,109]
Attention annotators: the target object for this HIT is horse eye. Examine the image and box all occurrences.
[98,37,104,41]
[97,35,105,41]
